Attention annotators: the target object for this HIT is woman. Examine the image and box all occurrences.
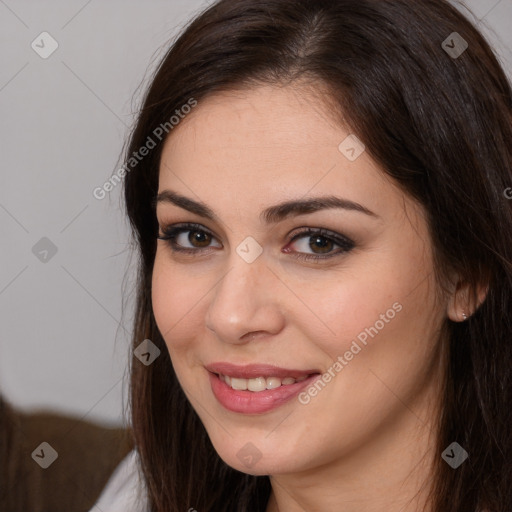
[92,0,512,510]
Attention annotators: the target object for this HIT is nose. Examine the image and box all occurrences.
[205,251,285,345]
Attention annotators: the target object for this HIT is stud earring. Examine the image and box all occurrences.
[462,311,468,321]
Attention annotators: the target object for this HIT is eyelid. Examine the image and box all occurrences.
[158,221,217,239]
[289,226,354,249]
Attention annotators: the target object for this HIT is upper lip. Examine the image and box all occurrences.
[205,362,320,379]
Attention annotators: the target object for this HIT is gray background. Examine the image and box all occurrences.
[1,0,511,428]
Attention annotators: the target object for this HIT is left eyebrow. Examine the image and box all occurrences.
[154,189,380,224]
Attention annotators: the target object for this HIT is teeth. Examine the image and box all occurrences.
[248,377,266,392]
[266,377,282,390]
[230,377,248,390]
[219,374,310,392]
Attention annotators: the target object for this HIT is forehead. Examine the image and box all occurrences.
[164,84,344,154]
[157,84,414,227]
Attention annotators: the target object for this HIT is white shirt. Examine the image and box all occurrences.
[89,449,149,512]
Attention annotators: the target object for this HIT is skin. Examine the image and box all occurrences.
[151,84,475,512]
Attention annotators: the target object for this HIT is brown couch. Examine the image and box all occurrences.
[0,393,134,512]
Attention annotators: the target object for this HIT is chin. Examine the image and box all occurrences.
[208,433,308,476]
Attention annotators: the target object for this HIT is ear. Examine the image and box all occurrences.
[446,276,489,322]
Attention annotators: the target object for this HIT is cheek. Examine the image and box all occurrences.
[310,260,442,408]
[302,245,440,373]
[303,271,412,347]
[151,254,203,352]
[288,274,441,461]
[298,284,405,371]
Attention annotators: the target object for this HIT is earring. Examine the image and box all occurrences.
[462,311,468,321]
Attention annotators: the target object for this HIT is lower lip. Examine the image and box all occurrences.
[208,371,320,414]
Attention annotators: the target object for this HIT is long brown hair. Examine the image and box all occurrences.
[122,1,512,510]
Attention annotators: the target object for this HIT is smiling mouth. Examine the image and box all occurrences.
[216,373,315,392]
[207,366,322,413]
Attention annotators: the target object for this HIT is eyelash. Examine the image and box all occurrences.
[156,222,355,263]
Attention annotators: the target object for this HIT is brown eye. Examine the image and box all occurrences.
[286,228,355,262]
[188,230,212,248]
[308,235,335,254]
[157,223,221,254]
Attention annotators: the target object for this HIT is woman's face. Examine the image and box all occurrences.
[152,84,448,477]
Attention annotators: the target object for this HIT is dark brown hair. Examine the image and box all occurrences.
[122,1,512,510]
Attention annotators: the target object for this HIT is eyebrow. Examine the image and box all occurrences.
[153,190,379,224]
